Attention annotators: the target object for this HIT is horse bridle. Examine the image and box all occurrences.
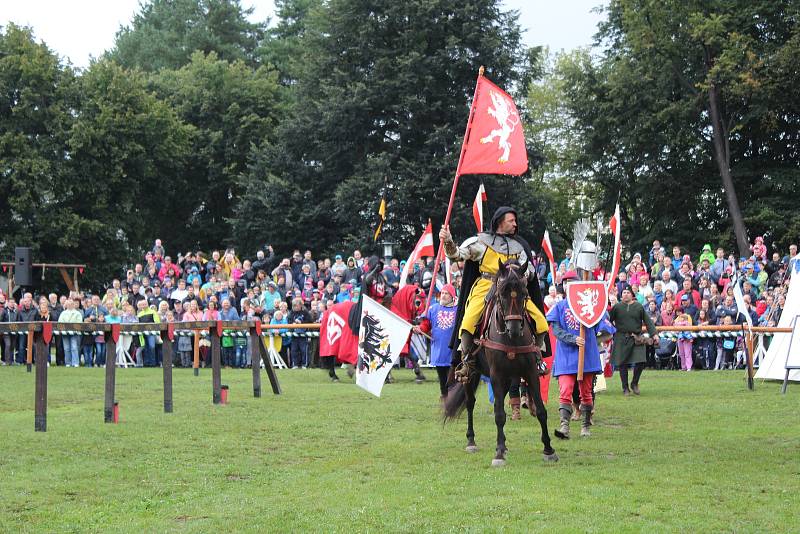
[494,264,527,335]
[479,263,540,358]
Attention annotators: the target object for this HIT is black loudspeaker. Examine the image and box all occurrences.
[14,247,33,287]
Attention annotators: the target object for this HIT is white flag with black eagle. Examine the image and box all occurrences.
[355,295,413,397]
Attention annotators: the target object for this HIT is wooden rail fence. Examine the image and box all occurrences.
[0,320,324,432]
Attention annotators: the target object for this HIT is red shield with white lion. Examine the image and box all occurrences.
[566,281,608,328]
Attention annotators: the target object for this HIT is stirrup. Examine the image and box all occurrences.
[454,361,474,384]
[538,360,549,376]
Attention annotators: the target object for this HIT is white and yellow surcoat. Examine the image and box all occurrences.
[446,233,547,336]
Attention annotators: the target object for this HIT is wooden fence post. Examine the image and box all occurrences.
[193,330,200,376]
[258,334,282,395]
[162,325,174,413]
[105,325,118,424]
[211,323,222,404]
[34,333,47,432]
[26,326,34,373]
[250,326,261,398]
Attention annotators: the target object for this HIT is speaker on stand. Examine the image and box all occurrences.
[14,247,33,287]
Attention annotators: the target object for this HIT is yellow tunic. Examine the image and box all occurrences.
[460,246,548,335]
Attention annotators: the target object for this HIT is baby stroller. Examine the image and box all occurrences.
[655,337,678,370]
[695,336,716,370]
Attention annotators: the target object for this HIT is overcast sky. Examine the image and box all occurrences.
[1,0,607,69]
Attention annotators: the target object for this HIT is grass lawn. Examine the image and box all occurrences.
[1,365,798,533]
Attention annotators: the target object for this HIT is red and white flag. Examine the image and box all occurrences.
[457,76,528,176]
[541,230,557,285]
[399,221,435,288]
[606,203,622,292]
[472,181,487,232]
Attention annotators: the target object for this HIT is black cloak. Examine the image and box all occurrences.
[347,255,385,335]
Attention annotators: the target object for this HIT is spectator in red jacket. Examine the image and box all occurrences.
[158,255,182,282]
[674,278,700,309]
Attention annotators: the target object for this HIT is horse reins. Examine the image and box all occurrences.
[477,263,540,359]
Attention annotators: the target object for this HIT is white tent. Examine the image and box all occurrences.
[755,263,800,382]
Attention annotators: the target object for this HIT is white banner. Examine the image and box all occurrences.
[356,296,413,397]
[731,274,753,327]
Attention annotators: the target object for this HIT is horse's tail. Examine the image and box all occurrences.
[442,381,467,423]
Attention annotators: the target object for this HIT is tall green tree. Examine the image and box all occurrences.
[596,0,800,256]
[150,51,284,251]
[525,50,597,252]
[0,24,76,264]
[233,0,548,258]
[257,0,322,86]
[109,0,266,71]
[64,59,193,284]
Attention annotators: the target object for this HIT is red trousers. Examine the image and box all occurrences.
[558,373,595,406]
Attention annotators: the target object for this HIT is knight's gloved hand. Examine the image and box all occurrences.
[535,333,546,350]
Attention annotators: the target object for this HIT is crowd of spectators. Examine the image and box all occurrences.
[0,236,796,374]
[0,240,454,370]
[542,241,798,370]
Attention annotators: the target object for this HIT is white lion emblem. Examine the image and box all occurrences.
[479,90,520,163]
[577,289,599,320]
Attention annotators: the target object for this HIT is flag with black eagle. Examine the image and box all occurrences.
[355,296,413,397]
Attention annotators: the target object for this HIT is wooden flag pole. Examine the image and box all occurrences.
[428,66,484,310]
[577,270,589,380]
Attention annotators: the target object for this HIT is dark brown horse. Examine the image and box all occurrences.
[443,260,557,466]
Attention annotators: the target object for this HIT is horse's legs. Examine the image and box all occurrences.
[465,374,479,452]
[490,373,511,466]
[528,369,558,462]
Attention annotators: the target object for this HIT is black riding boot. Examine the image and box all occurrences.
[631,362,645,395]
[619,366,630,396]
[454,331,476,383]
[580,403,593,437]
[555,403,572,439]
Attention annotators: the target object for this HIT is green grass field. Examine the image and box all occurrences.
[1,365,798,533]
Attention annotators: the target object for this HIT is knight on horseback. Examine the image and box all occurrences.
[439,206,549,383]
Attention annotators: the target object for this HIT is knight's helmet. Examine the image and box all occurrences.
[574,240,597,281]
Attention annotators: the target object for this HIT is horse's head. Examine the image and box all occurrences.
[496,259,528,338]
[390,285,426,320]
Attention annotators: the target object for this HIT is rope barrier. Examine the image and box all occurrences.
[654,331,767,339]
[2,329,320,338]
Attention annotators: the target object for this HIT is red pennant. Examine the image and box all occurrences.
[399,221,434,288]
[42,322,53,344]
[254,318,262,337]
[457,76,528,176]
[111,323,121,344]
[79,267,84,274]
[167,322,175,341]
[215,320,224,338]
[472,182,487,232]
[1,265,6,272]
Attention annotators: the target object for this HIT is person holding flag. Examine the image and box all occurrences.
[547,271,616,438]
[414,284,458,401]
[440,206,549,384]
